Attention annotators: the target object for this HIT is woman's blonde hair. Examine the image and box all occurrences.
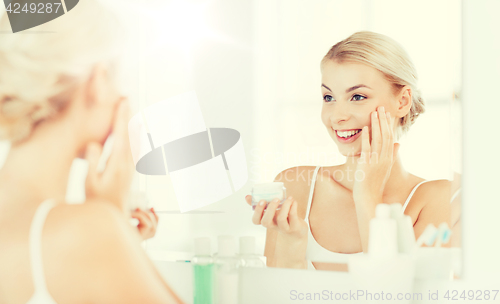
[0,0,126,143]
[321,31,425,139]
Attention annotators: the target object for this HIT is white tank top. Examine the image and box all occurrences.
[305,166,431,269]
[25,199,58,304]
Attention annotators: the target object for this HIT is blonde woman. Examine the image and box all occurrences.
[246,31,456,271]
[0,1,183,303]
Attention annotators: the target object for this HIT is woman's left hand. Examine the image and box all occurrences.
[352,106,400,208]
[131,207,159,240]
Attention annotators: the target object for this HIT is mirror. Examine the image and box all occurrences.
[248,0,462,275]
[61,0,462,279]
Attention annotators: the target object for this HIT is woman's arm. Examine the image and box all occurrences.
[249,166,313,269]
[263,226,308,269]
[352,108,399,253]
[412,180,452,245]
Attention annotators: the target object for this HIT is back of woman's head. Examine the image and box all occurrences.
[0,0,126,143]
[322,31,425,140]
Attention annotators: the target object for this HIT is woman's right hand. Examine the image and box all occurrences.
[245,195,308,240]
[131,207,159,240]
[85,99,134,215]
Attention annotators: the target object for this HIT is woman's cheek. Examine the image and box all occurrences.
[320,111,330,128]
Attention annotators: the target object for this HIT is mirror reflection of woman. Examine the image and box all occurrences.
[247,31,456,271]
[0,1,184,303]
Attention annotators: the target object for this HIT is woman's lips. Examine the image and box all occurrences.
[334,129,362,143]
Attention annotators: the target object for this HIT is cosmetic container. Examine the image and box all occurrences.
[435,222,451,248]
[251,182,286,210]
[192,237,214,304]
[349,204,415,303]
[415,224,438,249]
[390,203,416,254]
[214,236,241,304]
[368,204,398,258]
[239,236,265,268]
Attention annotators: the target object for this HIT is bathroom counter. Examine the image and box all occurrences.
[153,259,464,304]
[153,260,354,304]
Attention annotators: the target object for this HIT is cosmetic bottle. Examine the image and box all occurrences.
[368,204,398,258]
[214,236,241,304]
[349,204,416,304]
[390,203,416,254]
[192,237,214,304]
[239,236,265,268]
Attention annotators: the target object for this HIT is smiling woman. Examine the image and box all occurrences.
[246,31,456,272]
[321,31,425,143]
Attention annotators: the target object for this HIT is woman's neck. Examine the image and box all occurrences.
[0,118,82,211]
[334,153,412,195]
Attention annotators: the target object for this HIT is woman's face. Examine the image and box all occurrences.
[321,60,401,157]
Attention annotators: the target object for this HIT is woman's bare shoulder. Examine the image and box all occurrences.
[47,200,144,256]
[419,179,453,196]
[46,200,139,263]
[425,176,461,198]
[412,178,454,212]
[47,200,130,236]
[411,179,453,235]
[274,165,317,181]
[45,200,178,303]
[274,165,317,190]
[44,201,157,302]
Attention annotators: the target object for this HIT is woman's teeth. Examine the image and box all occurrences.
[337,129,361,138]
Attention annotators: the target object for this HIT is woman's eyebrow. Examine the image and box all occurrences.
[321,84,372,93]
[346,84,372,93]
[321,84,332,91]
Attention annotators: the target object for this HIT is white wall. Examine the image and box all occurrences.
[462,0,500,282]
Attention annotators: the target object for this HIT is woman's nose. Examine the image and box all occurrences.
[329,103,351,125]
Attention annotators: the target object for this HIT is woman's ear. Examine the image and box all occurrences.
[395,85,412,118]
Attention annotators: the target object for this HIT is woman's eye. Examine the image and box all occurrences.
[323,95,333,102]
[352,94,366,101]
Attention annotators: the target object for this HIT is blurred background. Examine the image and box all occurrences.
[0,0,462,258]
